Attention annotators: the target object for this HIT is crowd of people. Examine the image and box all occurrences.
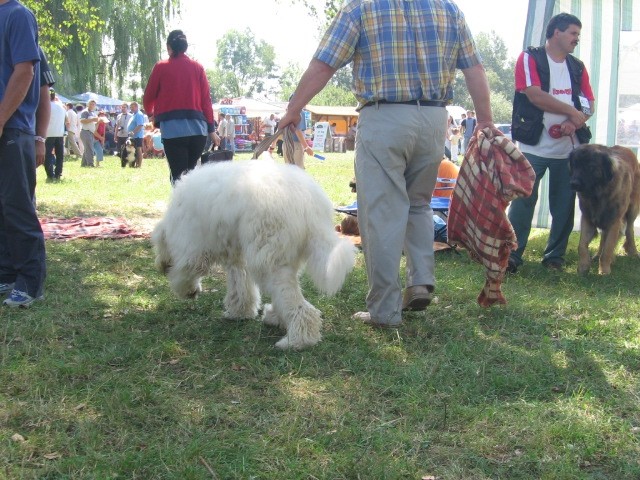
[0,0,595,320]
[39,97,169,180]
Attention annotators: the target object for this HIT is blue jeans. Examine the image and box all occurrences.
[0,129,46,297]
[94,139,104,163]
[508,153,575,266]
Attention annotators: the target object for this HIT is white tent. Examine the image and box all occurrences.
[213,97,285,119]
[71,91,128,112]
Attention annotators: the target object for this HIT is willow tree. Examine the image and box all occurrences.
[24,0,180,97]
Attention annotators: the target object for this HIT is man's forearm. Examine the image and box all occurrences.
[288,59,337,114]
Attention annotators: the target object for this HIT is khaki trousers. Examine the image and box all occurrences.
[355,103,447,325]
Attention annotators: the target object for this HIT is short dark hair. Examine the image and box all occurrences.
[546,13,582,39]
[167,30,188,56]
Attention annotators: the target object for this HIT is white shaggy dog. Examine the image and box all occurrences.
[151,160,357,350]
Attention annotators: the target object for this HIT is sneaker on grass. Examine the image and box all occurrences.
[3,289,43,308]
[0,283,15,294]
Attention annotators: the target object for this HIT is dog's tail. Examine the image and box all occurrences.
[306,234,356,295]
[151,220,172,274]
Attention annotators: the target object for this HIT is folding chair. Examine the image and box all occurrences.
[431,177,458,251]
[433,177,456,198]
[335,200,358,217]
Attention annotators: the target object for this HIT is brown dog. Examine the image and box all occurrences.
[569,144,640,274]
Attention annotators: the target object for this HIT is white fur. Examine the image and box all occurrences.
[151,160,356,349]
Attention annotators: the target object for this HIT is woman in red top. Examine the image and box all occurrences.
[143,30,218,184]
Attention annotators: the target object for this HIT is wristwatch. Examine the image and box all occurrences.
[34,136,46,143]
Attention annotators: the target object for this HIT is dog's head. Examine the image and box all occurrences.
[569,144,614,193]
[121,141,135,157]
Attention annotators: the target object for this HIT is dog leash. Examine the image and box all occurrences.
[252,128,325,162]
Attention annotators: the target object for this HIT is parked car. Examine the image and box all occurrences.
[496,123,512,140]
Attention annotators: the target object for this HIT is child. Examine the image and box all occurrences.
[449,127,462,161]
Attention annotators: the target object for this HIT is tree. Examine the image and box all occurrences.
[214,29,278,98]
[24,0,180,97]
[289,0,341,25]
[453,31,516,123]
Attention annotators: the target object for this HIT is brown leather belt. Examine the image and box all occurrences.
[362,99,448,109]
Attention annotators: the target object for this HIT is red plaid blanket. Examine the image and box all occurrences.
[448,128,535,306]
[40,217,148,241]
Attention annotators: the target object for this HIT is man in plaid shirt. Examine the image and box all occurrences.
[279,0,494,328]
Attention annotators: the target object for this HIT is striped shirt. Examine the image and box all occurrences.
[313,0,482,108]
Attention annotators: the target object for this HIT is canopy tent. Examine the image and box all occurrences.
[213,97,285,119]
[71,91,128,112]
[521,0,640,233]
[53,93,74,104]
[305,104,359,136]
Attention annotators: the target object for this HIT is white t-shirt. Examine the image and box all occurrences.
[47,101,67,137]
[227,117,235,139]
[520,55,575,159]
[66,108,78,134]
[218,118,227,138]
[116,112,131,138]
[264,117,276,135]
[80,109,98,133]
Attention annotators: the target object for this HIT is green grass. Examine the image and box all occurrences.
[1,152,639,479]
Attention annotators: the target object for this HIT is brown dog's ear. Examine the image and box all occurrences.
[601,152,614,183]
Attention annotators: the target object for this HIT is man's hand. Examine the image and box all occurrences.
[560,120,577,136]
[568,109,587,129]
[35,141,45,167]
[278,111,301,131]
[476,120,495,132]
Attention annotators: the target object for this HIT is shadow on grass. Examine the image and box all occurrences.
[1,233,638,478]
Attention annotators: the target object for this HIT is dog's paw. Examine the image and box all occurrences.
[577,263,590,275]
[261,303,281,327]
[598,266,612,275]
[275,334,319,350]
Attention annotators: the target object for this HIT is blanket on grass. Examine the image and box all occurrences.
[40,217,148,241]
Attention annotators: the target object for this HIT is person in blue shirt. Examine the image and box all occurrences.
[0,0,47,307]
[127,101,146,167]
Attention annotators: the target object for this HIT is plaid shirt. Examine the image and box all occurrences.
[314,0,482,108]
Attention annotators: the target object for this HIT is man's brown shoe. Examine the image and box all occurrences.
[402,285,434,311]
